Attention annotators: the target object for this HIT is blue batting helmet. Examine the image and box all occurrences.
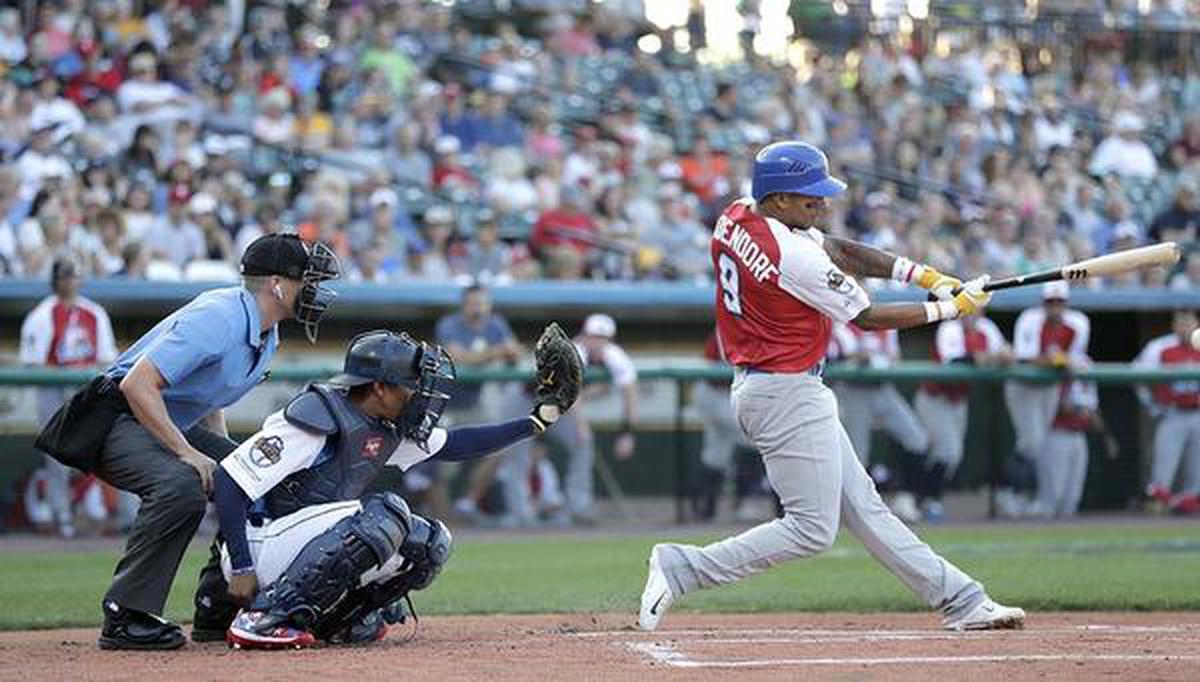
[751,141,847,202]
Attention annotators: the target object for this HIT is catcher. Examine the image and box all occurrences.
[192,325,582,649]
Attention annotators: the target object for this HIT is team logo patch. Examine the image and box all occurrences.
[826,268,854,294]
[362,435,384,459]
[250,436,284,467]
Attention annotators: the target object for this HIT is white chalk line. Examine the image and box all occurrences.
[573,624,1200,639]
[665,634,1200,645]
[627,642,1200,669]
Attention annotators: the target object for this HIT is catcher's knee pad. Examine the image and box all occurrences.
[252,494,413,626]
[354,493,413,565]
[398,514,453,591]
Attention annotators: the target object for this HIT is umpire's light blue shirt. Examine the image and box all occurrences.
[107,287,278,431]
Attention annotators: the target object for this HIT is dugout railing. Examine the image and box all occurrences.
[3,362,1198,522]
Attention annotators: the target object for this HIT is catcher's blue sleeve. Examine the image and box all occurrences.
[430,417,537,462]
[213,467,254,572]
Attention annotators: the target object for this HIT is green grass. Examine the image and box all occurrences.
[2,523,1199,630]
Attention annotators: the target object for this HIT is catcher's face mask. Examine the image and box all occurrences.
[295,242,340,343]
[397,340,456,451]
[332,330,456,450]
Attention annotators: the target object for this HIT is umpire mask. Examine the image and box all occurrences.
[330,330,457,450]
[241,235,341,343]
[295,242,341,343]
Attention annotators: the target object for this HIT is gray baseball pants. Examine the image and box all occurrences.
[1036,429,1088,516]
[1150,409,1200,495]
[913,391,969,476]
[834,383,930,463]
[654,371,983,613]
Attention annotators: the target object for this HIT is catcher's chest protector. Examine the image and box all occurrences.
[265,384,403,518]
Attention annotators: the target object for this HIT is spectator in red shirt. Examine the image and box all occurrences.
[679,135,730,208]
[65,42,123,106]
[530,184,598,279]
[431,135,478,193]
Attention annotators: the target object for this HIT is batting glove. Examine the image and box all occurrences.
[916,267,963,300]
[892,258,962,300]
[951,275,991,317]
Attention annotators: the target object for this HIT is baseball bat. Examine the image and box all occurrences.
[929,242,1181,300]
[981,242,1180,292]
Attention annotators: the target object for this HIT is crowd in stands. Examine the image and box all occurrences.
[0,1,1198,288]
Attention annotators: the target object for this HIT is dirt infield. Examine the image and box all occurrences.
[1,612,1198,681]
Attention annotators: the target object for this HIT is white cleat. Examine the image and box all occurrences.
[943,598,1026,631]
[638,545,676,631]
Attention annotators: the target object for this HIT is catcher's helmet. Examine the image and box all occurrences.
[751,141,847,202]
[330,330,456,449]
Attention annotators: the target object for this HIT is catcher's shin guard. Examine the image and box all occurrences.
[312,514,452,641]
[251,493,412,629]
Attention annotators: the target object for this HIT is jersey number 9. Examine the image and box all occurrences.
[718,253,742,316]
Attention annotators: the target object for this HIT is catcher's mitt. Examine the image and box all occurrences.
[532,322,584,422]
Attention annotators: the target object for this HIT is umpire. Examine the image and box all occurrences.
[35,234,339,650]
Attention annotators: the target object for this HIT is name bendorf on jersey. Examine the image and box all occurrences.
[713,214,780,282]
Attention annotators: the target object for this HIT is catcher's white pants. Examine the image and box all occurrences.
[220,501,408,587]
[833,383,930,463]
[1035,429,1088,516]
[1150,409,1200,495]
[655,371,981,611]
[914,391,969,476]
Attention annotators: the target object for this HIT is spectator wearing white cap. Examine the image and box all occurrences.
[189,193,235,264]
[431,135,478,193]
[1088,111,1159,180]
[253,87,295,145]
[485,147,538,216]
[1000,281,1091,517]
[15,121,73,202]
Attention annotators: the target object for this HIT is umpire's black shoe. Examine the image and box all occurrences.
[98,600,186,650]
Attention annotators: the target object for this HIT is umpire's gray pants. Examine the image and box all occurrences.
[97,415,237,616]
[655,371,982,612]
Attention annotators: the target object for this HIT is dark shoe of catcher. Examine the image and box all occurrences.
[191,593,239,642]
[190,623,229,642]
[98,599,186,650]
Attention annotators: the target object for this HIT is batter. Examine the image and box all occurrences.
[637,141,1025,632]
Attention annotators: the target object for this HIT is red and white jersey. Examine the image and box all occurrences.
[1133,333,1200,409]
[828,323,899,367]
[19,295,117,367]
[921,317,1009,401]
[711,198,869,372]
[1052,379,1100,431]
[1012,306,1090,362]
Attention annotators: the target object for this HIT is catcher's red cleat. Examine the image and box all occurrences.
[226,610,317,650]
